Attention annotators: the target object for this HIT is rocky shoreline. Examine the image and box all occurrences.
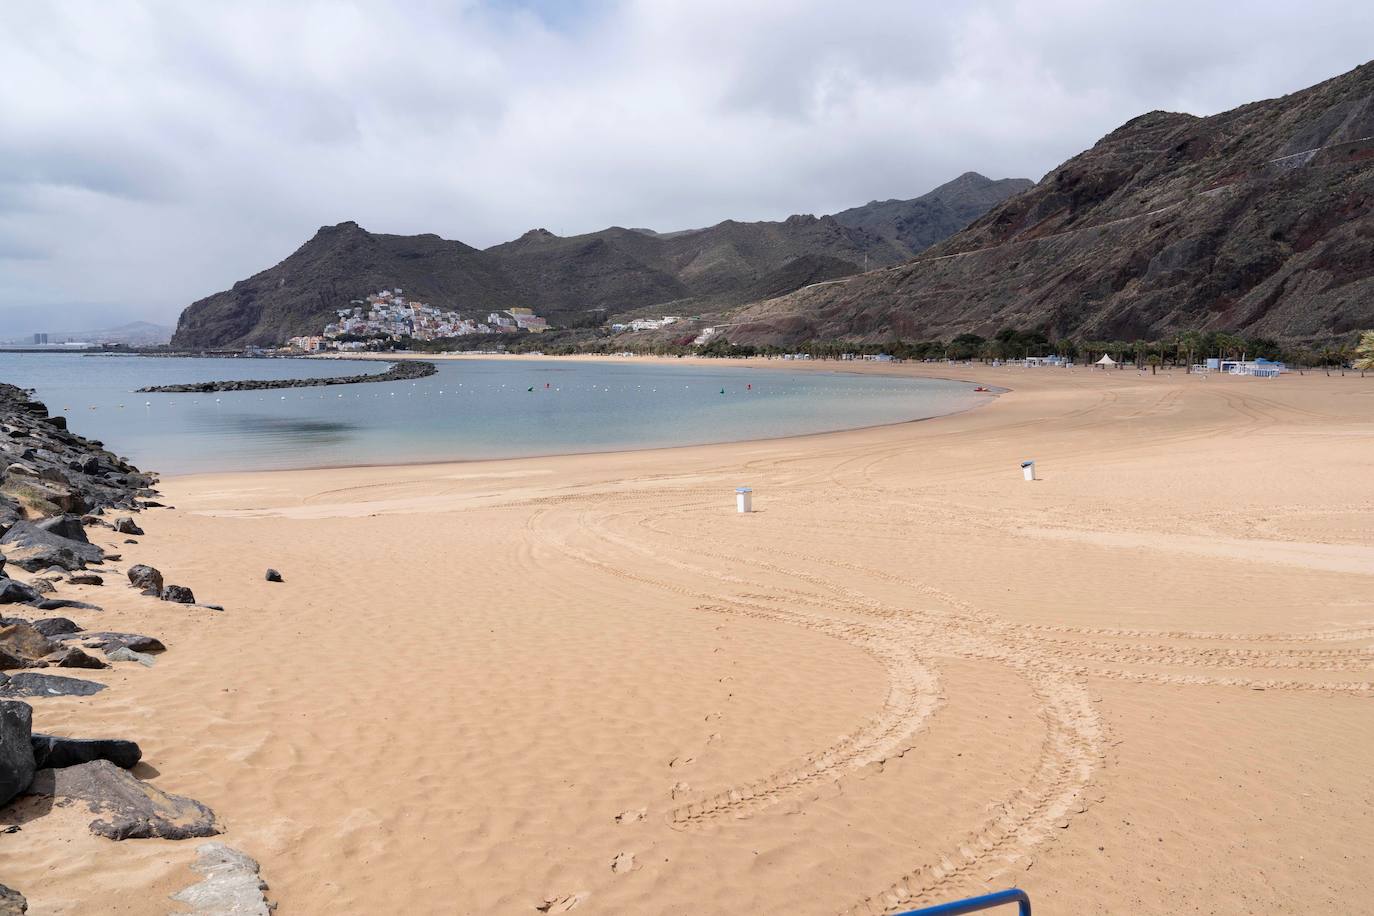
[137,358,436,393]
[0,383,273,914]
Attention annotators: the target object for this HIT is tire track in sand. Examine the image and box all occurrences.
[529,491,1109,909]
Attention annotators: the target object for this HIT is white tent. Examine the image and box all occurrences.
[1095,354,1117,368]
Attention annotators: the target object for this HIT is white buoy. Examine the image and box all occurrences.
[736,487,753,513]
[1021,460,1036,482]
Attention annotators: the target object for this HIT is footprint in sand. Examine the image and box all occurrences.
[536,892,588,912]
[671,781,692,799]
[610,852,636,874]
[614,808,646,824]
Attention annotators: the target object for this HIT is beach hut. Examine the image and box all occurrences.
[1094,354,1117,370]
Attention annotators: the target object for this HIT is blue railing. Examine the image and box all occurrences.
[894,888,1031,916]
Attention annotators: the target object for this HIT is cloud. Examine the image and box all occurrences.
[0,0,1371,335]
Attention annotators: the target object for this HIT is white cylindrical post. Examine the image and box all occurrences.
[736,487,753,513]
[1021,461,1035,481]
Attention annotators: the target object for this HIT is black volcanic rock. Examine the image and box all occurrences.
[50,647,108,669]
[0,672,107,698]
[0,699,34,805]
[25,759,220,840]
[0,522,104,572]
[32,618,81,638]
[35,515,89,544]
[64,631,166,653]
[728,62,1374,345]
[0,384,155,524]
[0,622,56,669]
[140,359,436,392]
[127,564,164,595]
[30,734,141,770]
[0,882,25,914]
[161,585,195,604]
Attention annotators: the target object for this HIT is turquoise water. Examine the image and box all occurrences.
[0,353,987,475]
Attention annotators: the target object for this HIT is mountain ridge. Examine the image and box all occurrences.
[170,173,1031,348]
[725,62,1374,345]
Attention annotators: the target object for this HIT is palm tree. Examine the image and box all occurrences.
[1355,330,1374,376]
[1176,330,1202,373]
[1215,332,1244,362]
[1294,346,1315,376]
[1320,345,1338,376]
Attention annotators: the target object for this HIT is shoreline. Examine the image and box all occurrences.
[164,379,1005,479]
[5,350,1000,478]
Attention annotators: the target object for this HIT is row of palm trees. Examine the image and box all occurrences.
[1003,329,1373,375]
[540,327,1374,372]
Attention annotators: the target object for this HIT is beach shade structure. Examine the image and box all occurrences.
[1021,460,1036,481]
[895,888,1031,916]
[1094,354,1117,369]
[736,487,753,513]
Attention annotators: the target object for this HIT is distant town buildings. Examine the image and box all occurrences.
[287,335,326,352]
[32,333,48,345]
[288,288,548,351]
[610,316,682,333]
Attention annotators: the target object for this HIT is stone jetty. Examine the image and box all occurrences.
[137,358,437,393]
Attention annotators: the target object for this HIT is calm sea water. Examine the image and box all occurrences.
[0,353,987,475]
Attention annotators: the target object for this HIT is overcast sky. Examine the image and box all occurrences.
[2,0,1371,335]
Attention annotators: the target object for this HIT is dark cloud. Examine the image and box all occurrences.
[0,0,1370,337]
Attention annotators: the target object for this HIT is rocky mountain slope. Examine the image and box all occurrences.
[830,172,1034,256]
[171,174,1027,348]
[726,62,1374,345]
[171,224,514,349]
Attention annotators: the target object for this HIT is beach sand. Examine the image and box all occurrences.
[5,362,1373,914]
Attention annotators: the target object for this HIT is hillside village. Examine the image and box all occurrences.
[285,287,698,353]
[287,288,548,351]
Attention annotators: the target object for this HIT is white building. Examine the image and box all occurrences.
[1213,357,1287,377]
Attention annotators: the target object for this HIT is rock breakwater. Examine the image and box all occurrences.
[137,358,436,393]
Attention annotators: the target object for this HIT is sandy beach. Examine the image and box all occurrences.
[5,360,1373,914]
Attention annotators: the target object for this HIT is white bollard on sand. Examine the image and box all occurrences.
[736,487,753,513]
[1021,460,1036,481]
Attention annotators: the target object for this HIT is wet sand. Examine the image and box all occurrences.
[6,361,1373,914]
